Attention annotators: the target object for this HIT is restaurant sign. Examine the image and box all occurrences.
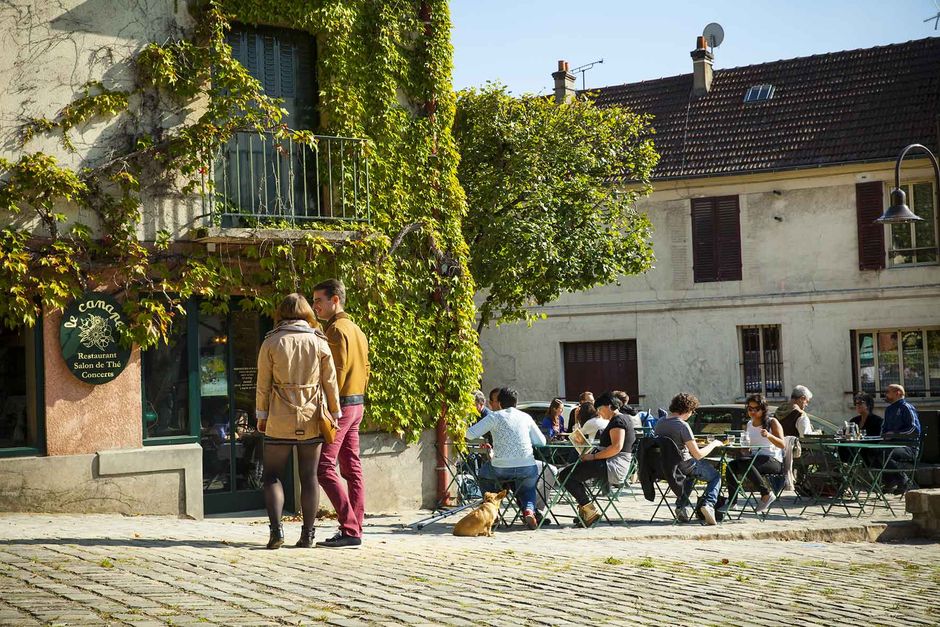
[59,292,130,384]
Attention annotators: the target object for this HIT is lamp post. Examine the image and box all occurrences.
[875,143,937,224]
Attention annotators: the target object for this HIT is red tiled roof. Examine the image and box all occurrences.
[588,38,940,180]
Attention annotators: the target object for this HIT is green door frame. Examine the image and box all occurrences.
[0,313,46,458]
[203,305,292,515]
[142,299,200,446]
[140,299,291,514]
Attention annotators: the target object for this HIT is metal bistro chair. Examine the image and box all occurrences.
[736,472,791,520]
[796,437,845,516]
[585,456,639,525]
[866,426,927,515]
[641,437,697,523]
[585,437,642,524]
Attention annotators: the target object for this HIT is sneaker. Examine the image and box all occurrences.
[700,504,717,526]
[523,509,538,530]
[676,506,693,523]
[755,493,776,514]
[315,532,362,549]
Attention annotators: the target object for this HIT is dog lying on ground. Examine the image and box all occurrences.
[452,489,507,537]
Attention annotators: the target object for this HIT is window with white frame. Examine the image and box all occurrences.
[888,182,938,266]
[740,325,783,398]
[853,328,940,398]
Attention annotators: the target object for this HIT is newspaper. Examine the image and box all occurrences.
[568,427,593,456]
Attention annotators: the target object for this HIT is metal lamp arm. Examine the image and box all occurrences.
[894,143,940,193]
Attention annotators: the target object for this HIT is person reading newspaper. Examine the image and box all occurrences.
[557,392,636,527]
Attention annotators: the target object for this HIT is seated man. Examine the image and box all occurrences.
[654,393,725,525]
[775,385,820,437]
[881,384,921,494]
[466,386,546,530]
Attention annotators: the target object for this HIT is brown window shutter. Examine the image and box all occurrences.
[856,181,885,270]
[692,196,741,282]
[715,196,742,281]
[691,198,717,282]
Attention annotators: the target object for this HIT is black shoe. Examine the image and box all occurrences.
[295,526,316,548]
[890,482,909,496]
[315,532,362,549]
[266,523,284,550]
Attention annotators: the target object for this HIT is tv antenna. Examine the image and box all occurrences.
[571,58,604,90]
[703,22,725,50]
[925,11,940,30]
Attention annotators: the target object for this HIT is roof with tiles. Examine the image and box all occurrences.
[586,37,940,181]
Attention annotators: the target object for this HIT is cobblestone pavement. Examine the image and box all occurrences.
[0,506,937,626]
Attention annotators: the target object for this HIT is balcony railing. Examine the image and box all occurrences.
[211,131,370,227]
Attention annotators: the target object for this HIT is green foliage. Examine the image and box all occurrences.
[454,83,660,331]
[21,81,129,151]
[0,0,481,439]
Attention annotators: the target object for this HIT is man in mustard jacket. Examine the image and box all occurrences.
[312,278,370,548]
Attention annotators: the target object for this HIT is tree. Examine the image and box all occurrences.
[454,83,660,332]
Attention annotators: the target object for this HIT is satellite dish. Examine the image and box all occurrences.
[703,22,725,49]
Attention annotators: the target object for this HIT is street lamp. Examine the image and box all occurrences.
[875,143,936,224]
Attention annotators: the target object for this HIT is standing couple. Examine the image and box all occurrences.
[255,279,370,549]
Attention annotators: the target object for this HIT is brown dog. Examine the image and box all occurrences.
[452,490,508,537]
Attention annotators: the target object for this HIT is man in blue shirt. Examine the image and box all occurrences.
[467,387,546,530]
[881,384,921,494]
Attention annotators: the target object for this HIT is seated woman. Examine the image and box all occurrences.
[726,394,785,513]
[558,392,636,527]
[851,393,883,436]
[578,403,608,441]
[540,398,567,439]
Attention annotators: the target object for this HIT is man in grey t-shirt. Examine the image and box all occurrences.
[653,393,725,525]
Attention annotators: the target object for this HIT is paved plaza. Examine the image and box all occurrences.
[0,497,938,626]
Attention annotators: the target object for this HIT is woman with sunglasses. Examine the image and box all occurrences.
[850,393,883,437]
[725,394,785,513]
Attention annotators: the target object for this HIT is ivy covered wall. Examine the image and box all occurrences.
[0,0,481,440]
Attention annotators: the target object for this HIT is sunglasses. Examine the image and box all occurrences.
[746,405,762,412]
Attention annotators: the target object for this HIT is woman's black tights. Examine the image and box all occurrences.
[262,442,322,528]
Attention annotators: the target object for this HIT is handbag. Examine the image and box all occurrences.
[316,387,338,444]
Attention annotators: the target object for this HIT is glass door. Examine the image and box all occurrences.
[200,308,290,514]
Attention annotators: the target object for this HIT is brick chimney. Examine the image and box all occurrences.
[552,60,576,104]
[690,36,713,98]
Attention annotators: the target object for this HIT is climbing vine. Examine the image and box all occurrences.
[0,0,481,440]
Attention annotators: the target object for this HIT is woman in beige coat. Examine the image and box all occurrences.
[257,293,341,549]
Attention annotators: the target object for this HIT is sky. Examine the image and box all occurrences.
[451,0,940,95]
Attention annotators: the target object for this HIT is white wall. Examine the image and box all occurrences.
[480,165,940,421]
[0,0,199,240]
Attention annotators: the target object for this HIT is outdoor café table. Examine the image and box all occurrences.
[709,443,773,520]
[820,440,901,517]
[532,442,588,529]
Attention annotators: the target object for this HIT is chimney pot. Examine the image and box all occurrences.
[551,59,576,104]
[690,37,714,98]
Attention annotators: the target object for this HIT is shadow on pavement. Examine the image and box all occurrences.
[0,537,263,549]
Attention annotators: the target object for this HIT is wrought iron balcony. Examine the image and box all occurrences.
[211,131,370,227]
